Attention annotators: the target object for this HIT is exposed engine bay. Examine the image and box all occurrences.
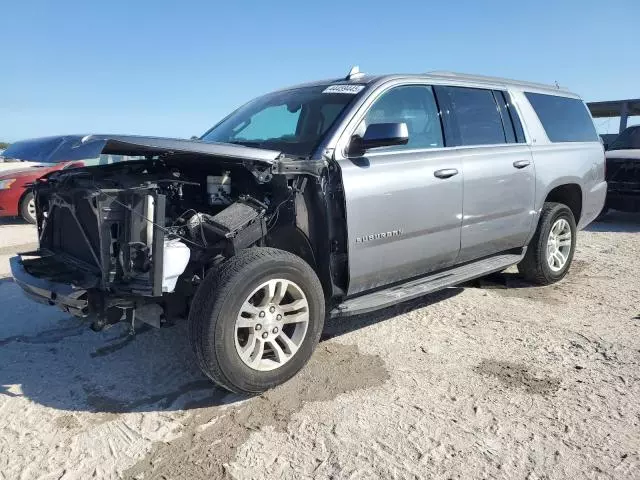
[19,156,330,329]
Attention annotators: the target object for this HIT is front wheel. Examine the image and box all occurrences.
[188,248,325,394]
[518,202,577,285]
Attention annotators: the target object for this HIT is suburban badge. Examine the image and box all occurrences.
[355,229,403,243]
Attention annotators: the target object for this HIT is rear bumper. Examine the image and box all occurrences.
[606,189,640,212]
[10,255,89,317]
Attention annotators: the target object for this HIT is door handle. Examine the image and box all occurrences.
[513,160,531,169]
[434,168,459,179]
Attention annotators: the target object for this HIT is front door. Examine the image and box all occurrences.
[337,84,463,295]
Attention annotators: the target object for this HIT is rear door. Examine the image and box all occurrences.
[336,84,463,295]
[434,86,536,262]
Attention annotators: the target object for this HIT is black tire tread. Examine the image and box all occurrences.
[518,202,575,285]
[188,247,324,393]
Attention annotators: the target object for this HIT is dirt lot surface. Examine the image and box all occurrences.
[0,214,639,480]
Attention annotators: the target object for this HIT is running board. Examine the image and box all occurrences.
[330,253,524,318]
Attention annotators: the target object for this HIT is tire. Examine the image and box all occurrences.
[518,202,577,285]
[188,247,325,394]
[19,191,36,224]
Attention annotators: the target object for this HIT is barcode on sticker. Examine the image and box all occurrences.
[323,85,365,94]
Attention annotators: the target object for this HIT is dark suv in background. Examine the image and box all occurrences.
[602,125,640,215]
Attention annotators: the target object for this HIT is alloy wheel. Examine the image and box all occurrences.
[234,279,310,371]
[546,218,572,272]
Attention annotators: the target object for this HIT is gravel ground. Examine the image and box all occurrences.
[0,213,639,479]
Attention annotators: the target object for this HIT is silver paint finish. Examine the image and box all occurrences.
[234,278,310,372]
[2,134,281,165]
[325,74,605,296]
[456,144,536,263]
[339,149,463,294]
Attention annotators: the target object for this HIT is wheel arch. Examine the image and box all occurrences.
[266,225,317,273]
[543,183,583,223]
[18,187,32,208]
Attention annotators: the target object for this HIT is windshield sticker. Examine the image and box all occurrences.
[323,85,365,94]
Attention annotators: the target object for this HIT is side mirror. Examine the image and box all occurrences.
[350,123,409,153]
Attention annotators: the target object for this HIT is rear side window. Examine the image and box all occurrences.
[525,92,598,142]
[434,86,507,146]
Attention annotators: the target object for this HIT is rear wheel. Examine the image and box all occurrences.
[188,248,325,394]
[518,202,576,285]
[19,192,36,224]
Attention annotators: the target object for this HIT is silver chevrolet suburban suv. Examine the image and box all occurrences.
[6,69,606,393]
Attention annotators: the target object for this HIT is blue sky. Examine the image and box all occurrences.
[0,0,638,141]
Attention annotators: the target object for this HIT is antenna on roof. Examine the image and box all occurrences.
[346,65,365,80]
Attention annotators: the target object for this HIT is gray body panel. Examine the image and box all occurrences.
[339,150,463,294]
[316,73,606,296]
[455,144,535,263]
[2,134,280,165]
[509,88,607,232]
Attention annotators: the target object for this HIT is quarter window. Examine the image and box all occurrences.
[525,92,598,143]
[435,86,507,146]
[356,85,444,151]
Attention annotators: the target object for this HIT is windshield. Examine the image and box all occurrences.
[608,126,640,150]
[201,85,362,157]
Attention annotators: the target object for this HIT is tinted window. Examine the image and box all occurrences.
[525,92,598,143]
[234,105,300,141]
[502,92,526,143]
[608,126,640,150]
[494,91,516,143]
[356,85,444,150]
[436,86,506,146]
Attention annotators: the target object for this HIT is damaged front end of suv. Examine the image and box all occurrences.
[8,134,337,331]
[6,79,364,393]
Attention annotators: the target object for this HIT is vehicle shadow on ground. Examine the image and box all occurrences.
[0,218,29,226]
[586,210,640,233]
[0,280,462,414]
[0,281,239,413]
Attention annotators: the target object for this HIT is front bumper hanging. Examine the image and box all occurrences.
[10,255,89,317]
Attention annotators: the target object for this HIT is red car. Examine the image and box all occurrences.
[0,162,83,223]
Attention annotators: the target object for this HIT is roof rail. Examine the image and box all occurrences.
[427,71,567,91]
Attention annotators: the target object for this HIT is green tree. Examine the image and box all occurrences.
[0,142,9,150]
